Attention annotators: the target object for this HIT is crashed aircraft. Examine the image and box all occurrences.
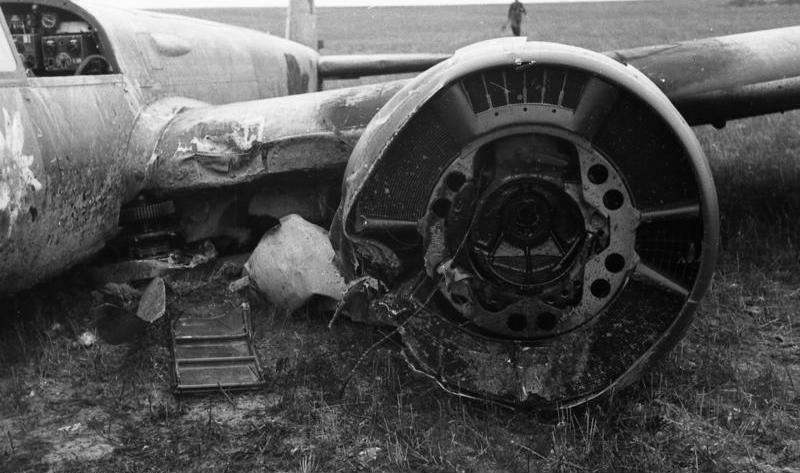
[2,0,800,407]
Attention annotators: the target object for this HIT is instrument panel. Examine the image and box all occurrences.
[4,3,111,76]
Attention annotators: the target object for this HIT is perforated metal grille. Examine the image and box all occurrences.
[636,219,703,287]
[569,278,684,399]
[593,93,699,209]
[356,105,460,222]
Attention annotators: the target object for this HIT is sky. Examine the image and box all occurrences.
[98,0,637,9]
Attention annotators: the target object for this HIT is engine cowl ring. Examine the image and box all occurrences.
[337,39,718,408]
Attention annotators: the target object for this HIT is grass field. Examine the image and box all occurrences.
[2,1,800,472]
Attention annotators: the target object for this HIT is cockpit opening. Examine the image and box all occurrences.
[2,2,114,76]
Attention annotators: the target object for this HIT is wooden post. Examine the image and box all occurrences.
[285,0,317,50]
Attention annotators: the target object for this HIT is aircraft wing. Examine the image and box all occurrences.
[148,25,800,196]
[319,53,451,80]
[612,26,800,126]
[316,25,800,123]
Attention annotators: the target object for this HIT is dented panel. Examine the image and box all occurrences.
[149,80,406,193]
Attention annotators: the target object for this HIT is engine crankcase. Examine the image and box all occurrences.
[336,38,718,408]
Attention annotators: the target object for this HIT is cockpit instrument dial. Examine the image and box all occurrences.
[41,12,57,30]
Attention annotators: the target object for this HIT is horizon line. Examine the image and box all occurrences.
[87,0,644,10]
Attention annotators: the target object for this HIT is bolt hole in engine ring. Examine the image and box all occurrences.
[340,40,718,407]
[421,124,641,342]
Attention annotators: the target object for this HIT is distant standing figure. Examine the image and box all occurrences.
[506,0,526,36]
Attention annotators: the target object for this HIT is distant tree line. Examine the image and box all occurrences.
[729,0,800,6]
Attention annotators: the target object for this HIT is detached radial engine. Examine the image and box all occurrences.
[334,41,717,407]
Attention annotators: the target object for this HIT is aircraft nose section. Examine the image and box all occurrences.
[0,105,123,297]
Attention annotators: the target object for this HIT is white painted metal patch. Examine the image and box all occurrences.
[0,109,40,237]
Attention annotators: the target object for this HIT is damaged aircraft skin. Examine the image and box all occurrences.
[2,0,800,407]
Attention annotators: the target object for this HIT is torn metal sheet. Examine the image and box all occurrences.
[88,245,217,285]
[245,214,346,313]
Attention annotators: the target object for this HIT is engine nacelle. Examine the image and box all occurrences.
[335,38,718,408]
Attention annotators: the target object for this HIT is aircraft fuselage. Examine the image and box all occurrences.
[0,0,319,294]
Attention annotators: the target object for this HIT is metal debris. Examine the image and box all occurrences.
[136,277,166,323]
[88,243,217,285]
[245,214,347,314]
[95,277,166,345]
[228,276,251,293]
[171,302,265,393]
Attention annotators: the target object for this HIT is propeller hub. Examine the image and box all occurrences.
[467,177,585,291]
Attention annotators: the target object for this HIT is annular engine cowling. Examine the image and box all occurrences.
[337,39,718,408]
